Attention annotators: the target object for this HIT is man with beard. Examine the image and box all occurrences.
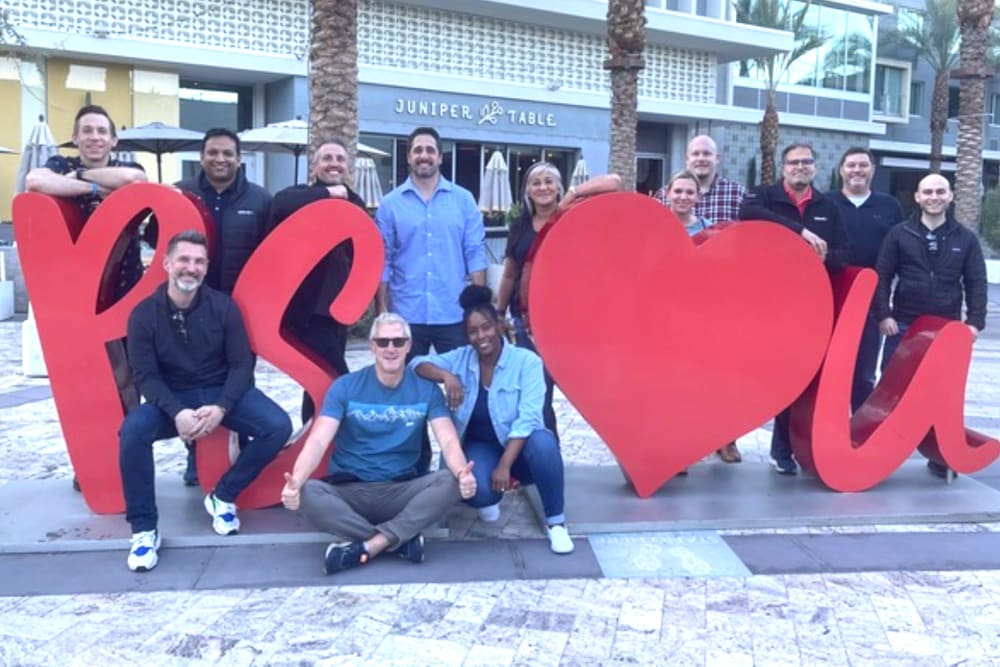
[119,230,291,572]
[375,126,487,358]
[828,147,903,412]
[739,143,850,476]
[176,128,273,485]
[272,139,371,422]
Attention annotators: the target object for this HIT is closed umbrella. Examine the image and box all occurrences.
[15,116,58,193]
[478,150,512,215]
[355,156,383,208]
[570,158,590,187]
[240,119,389,184]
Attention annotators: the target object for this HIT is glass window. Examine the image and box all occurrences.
[359,133,395,194]
[179,82,253,132]
[991,93,1000,125]
[874,64,907,117]
[948,87,960,119]
[898,7,923,33]
[909,81,925,116]
[508,145,544,201]
[842,13,873,93]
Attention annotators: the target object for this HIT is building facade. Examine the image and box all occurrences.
[1,0,997,223]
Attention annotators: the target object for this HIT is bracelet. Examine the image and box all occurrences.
[90,182,99,197]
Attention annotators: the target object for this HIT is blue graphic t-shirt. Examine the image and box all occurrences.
[320,365,449,482]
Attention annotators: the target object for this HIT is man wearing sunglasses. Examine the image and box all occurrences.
[739,143,850,476]
[873,173,987,478]
[280,312,477,575]
[119,230,292,572]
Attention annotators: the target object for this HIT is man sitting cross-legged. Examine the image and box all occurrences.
[281,313,477,574]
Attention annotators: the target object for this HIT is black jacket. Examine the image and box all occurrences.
[271,183,370,325]
[175,170,272,294]
[126,283,254,418]
[739,182,851,271]
[874,212,988,331]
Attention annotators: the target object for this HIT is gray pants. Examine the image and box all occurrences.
[299,470,460,548]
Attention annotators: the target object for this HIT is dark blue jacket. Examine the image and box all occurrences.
[828,190,904,268]
[739,181,851,271]
[874,212,988,330]
[176,170,272,294]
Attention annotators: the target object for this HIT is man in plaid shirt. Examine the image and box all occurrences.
[656,135,747,463]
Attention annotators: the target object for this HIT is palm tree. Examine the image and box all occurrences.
[734,0,826,185]
[309,0,359,179]
[886,0,960,174]
[605,0,646,190]
[953,0,997,231]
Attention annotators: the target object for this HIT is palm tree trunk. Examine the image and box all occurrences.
[760,90,779,185]
[605,0,646,191]
[309,0,359,181]
[954,0,994,231]
[929,68,950,174]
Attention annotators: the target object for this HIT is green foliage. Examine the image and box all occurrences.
[982,186,1000,252]
[885,0,960,73]
[733,0,828,93]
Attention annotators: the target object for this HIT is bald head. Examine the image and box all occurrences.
[685,135,720,186]
[914,173,953,224]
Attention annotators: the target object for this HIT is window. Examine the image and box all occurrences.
[991,93,1000,126]
[898,7,923,33]
[873,61,911,120]
[909,81,925,116]
[948,86,960,119]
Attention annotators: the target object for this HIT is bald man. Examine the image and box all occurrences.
[873,173,987,478]
[656,134,747,463]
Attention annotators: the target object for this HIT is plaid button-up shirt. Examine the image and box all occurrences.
[655,176,747,223]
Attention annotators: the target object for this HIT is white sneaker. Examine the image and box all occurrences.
[127,529,161,571]
[547,524,574,554]
[204,493,240,535]
[477,502,501,522]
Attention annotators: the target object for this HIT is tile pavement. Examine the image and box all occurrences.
[2,285,1000,665]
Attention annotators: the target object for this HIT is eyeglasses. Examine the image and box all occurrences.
[784,158,816,167]
[171,310,188,342]
[372,337,409,348]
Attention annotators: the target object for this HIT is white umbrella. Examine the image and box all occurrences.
[355,156,383,209]
[16,116,58,193]
[114,122,204,183]
[570,158,590,187]
[478,150,512,214]
[240,119,389,184]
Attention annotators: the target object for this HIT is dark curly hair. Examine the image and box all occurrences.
[459,284,499,328]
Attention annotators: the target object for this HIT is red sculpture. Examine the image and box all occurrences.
[526,193,998,496]
[13,186,382,513]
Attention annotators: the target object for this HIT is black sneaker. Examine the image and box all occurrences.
[771,457,798,475]
[927,460,955,479]
[396,534,425,564]
[183,443,199,487]
[324,541,369,574]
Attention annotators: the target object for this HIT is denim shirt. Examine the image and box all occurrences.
[376,176,488,324]
[411,341,545,444]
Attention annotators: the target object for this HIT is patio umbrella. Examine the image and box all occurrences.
[114,122,203,182]
[570,158,590,187]
[478,150,512,214]
[239,119,389,184]
[15,116,58,193]
[355,156,383,208]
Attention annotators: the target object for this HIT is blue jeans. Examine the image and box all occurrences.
[119,386,292,533]
[512,316,558,439]
[463,428,565,524]
[880,321,910,375]
[851,314,883,412]
[407,322,467,473]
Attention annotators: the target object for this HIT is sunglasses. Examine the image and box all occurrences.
[372,337,409,348]
[171,310,188,343]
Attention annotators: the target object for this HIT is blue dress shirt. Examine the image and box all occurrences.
[376,176,487,324]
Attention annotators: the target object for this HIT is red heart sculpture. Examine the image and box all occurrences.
[527,193,834,497]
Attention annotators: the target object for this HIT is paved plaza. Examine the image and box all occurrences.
[2,285,1000,665]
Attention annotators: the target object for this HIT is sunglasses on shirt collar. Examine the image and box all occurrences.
[372,337,409,348]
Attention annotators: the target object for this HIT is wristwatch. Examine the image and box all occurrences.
[75,167,88,181]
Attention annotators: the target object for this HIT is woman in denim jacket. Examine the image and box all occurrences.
[411,285,573,554]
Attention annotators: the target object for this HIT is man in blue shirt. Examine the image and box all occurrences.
[375,126,488,359]
[828,147,903,412]
[281,313,476,574]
